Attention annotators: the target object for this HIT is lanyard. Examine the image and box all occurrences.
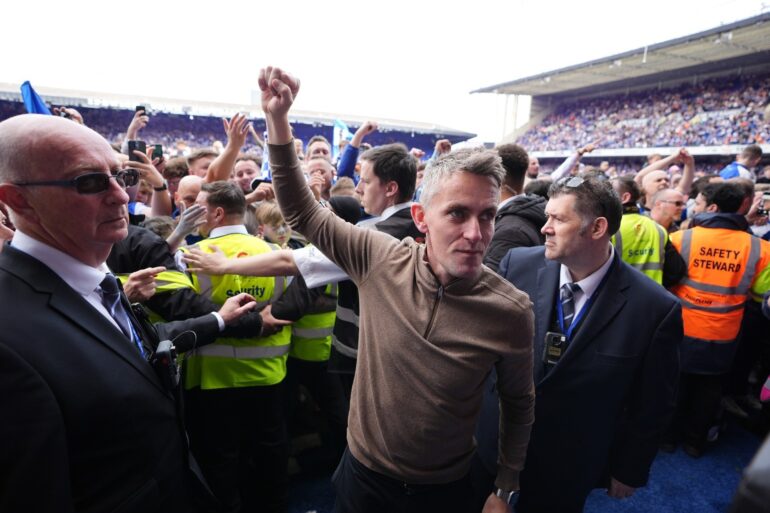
[556,257,615,341]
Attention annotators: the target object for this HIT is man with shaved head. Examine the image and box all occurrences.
[650,188,686,232]
[0,114,256,512]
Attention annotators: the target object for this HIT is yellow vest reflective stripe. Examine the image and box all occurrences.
[115,270,196,323]
[194,344,290,358]
[670,227,770,342]
[290,283,337,362]
[611,213,666,284]
[181,233,290,389]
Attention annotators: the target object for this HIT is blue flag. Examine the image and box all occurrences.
[333,119,353,160]
[20,81,52,115]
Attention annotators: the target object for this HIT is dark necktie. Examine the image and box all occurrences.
[560,282,582,330]
[100,274,145,357]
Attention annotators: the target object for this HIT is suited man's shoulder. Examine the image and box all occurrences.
[615,257,680,311]
[500,245,546,269]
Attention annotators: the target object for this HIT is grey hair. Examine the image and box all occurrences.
[420,147,504,208]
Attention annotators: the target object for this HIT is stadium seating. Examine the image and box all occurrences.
[517,73,770,151]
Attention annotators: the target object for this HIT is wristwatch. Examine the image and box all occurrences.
[153,180,168,192]
[495,488,517,504]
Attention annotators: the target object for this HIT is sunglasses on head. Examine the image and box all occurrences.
[13,169,139,194]
[557,176,585,188]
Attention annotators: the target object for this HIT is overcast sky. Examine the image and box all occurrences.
[2,0,767,142]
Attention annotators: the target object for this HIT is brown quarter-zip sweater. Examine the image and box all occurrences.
[270,141,534,490]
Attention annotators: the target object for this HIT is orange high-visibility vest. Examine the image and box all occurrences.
[670,227,770,343]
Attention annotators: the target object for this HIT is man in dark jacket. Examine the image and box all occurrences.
[484,143,546,272]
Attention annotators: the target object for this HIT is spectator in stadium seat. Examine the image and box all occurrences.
[306,135,333,162]
[186,148,218,177]
[720,144,763,180]
[261,66,534,513]
[483,143,546,273]
[488,176,681,513]
[650,188,687,232]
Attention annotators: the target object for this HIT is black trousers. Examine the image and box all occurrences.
[666,372,724,449]
[185,384,288,513]
[332,448,473,513]
[285,358,348,446]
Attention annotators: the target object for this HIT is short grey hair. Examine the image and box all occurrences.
[420,148,504,208]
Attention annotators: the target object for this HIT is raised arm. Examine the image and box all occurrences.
[337,121,377,181]
[259,66,393,284]
[121,109,149,154]
[183,245,299,277]
[205,113,251,183]
[551,142,597,181]
[676,148,695,197]
[635,151,680,186]
[123,148,172,217]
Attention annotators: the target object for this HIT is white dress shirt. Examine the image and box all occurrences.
[295,202,413,289]
[558,244,615,318]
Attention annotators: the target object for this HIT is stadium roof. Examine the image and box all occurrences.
[472,12,770,98]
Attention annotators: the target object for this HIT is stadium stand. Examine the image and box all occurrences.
[0,95,472,159]
[475,12,770,172]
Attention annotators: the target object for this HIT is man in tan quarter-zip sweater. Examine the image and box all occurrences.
[259,66,534,513]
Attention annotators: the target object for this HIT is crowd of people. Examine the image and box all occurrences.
[1,65,770,513]
[517,73,770,151]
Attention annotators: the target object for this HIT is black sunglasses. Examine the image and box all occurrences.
[12,169,139,194]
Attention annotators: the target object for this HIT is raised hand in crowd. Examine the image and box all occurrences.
[410,147,426,160]
[245,182,275,203]
[677,147,695,196]
[166,203,207,252]
[248,124,265,149]
[123,266,166,303]
[206,113,252,183]
[307,173,325,201]
[52,106,84,124]
[578,141,598,155]
[434,138,452,157]
[351,120,377,148]
[124,147,173,216]
[258,66,300,145]
[746,190,769,226]
[551,140,600,181]
[125,108,149,141]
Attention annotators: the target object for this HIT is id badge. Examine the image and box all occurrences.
[544,331,567,365]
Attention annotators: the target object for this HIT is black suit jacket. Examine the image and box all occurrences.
[476,247,681,506]
[0,245,218,513]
